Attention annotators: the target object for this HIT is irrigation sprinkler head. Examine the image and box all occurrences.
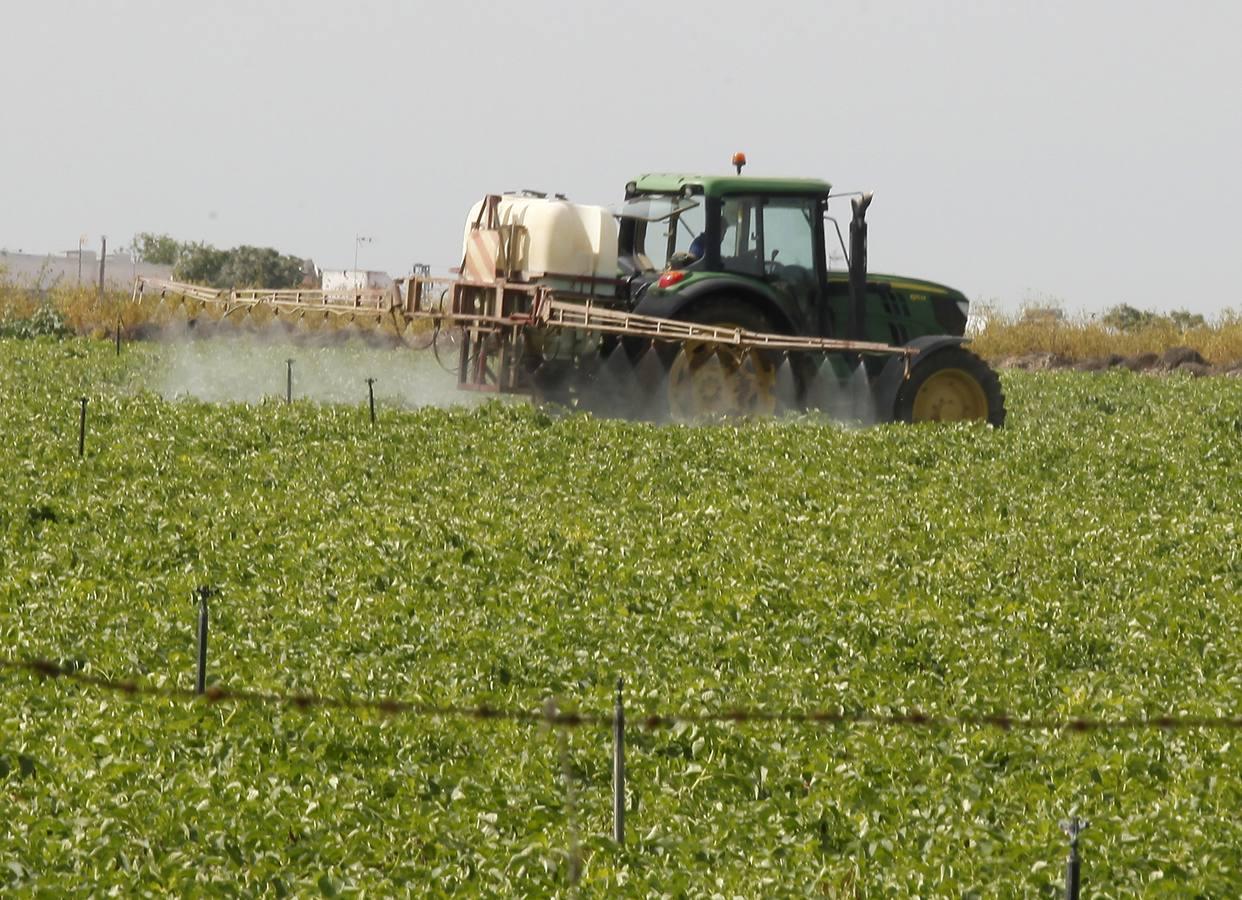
[1060,817,1088,847]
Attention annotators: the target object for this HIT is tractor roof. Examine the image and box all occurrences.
[632,173,832,199]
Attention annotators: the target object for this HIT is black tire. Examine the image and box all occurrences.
[679,296,774,335]
[669,297,782,366]
[662,297,784,420]
[893,347,1006,426]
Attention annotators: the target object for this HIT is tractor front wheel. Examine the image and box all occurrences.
[894,347,1006,426]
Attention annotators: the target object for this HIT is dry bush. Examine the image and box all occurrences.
[970,307,1242,365]
[0,275,389,342]
[0,277,40,321]
[0,273,151,338]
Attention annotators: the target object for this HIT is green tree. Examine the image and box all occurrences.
[1167,309,1206,331]
[214,246,304,289]
[173,242,230,286]
[1102,304,1157,332]
[166,240,308,289]
[134,232,183,265]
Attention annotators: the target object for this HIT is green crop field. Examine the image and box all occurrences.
[2,337,1240,896]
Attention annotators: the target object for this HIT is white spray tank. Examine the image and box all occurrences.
[461,193,619,296]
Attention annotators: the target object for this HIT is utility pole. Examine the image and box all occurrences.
[78,234,86,283]
[354,234,372,288]
[98,235,107,299]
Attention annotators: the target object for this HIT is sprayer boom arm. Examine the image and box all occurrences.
[536,297,913,356]
[135,276,914,358]
[133,274,917,398]
[134,278,398,317]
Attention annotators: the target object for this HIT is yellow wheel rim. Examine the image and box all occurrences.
[668,325,777,420]
[911,368,989,422]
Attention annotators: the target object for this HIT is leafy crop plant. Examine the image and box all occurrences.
[1,338,1240,895]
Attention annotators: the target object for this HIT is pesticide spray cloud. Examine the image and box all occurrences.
[154,319,480,409]
[146,314,877,425]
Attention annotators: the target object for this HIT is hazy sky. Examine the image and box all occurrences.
[3,0,1240,315]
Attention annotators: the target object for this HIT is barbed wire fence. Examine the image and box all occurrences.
[6,646,1242,896]
[5,655,1242,734]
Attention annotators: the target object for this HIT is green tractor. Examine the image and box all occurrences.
[138,160,1005,426]
[608,162,1005,425]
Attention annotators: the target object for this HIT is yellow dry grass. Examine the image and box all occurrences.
[5,273,1241,364]
[1,276,428,346]
[968,308,1242,365]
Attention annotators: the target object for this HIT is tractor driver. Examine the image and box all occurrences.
[682,211,731,266]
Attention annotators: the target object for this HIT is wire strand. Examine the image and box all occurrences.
[4,657,1241,733]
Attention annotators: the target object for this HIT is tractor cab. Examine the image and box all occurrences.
[615,169,970,350]
[616,173,831,337]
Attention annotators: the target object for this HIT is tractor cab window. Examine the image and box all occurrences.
[718,196,817,282]
[719,198,762,276]
[664,202,705,269]
[614,194,703,272]
[762,199,816,270]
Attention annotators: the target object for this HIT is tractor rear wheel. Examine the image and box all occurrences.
[666,299,780,420]
[894,347,1006,426]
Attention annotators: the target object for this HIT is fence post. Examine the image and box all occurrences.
[285,358,294,404]
[547,697,581,888]
[1061,817,1087,900]
[613,677,626,845]
[366,377,376,425]
[78,397,88,457]
[195,588,210,695]
[98,236,106,300]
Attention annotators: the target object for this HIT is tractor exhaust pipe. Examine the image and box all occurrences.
[848,192,873,343]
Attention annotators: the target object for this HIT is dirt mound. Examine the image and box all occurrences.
[1160,346,1208,369]
[994,345,1237,377]
[1123,353,1160,372]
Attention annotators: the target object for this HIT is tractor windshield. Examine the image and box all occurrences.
[614,193,704,272]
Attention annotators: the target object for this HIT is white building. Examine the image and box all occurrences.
[0,249,172,289]
[320,269,393,292]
